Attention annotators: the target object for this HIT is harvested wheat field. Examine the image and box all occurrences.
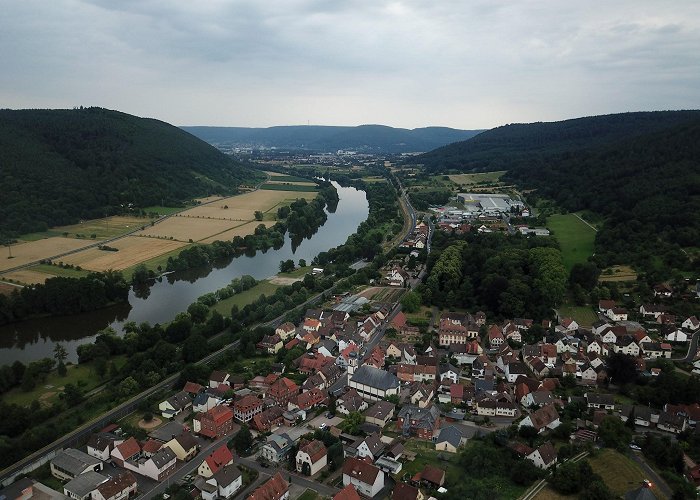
[0,269,52,285]
[0,238,93,271]
[194,195,224,204]
[199,221,277,244]
[137,217,242,242]
[182,189,316,220]
[60,236,187,271]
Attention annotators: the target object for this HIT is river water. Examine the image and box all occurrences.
[0,183,369,364]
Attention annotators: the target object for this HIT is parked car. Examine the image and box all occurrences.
[629,444,641,451]
[319,423,327,430]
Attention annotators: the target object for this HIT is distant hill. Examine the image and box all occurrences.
[182,124,483,153]
[411,111,700,275]
[0,108,259,237]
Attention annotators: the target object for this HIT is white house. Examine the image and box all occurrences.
[296,440,327,476]
[527,443,557,469]
[682,316,699,331]
[343,458,384,498]
[606,308,628,322]
[201,465,242,500]
[665,328,688,343]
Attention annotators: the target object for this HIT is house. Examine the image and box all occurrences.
[343,458,385,498]
[386,267,410,287]
[251,406,285,432]
[585,393,615,410]
[560,318,579,331]
[194,405,234,439]
[193,392,222,413]
[488,325,505,348]
[504,361,528,383]
[439,364,460,384]
[657,412,687,434]
[257,334,284,354]
[51,448,104,480]
[125,447,177,481]
[110,437,141,467]
[409,383,434,408]
[598,300,616,312]
[261,433,294,464]
[518,404,560,433]
[365,401,396,427]
[92,472,137,500]
[397,404,440,439]
[209,370,231,389]
[198,444,234,478]
[615,337,640,357]
[247,471,289,500]
[63,471,107,500]
[289,387,327,411]
[639,304,668,319]
[337,388,369,415]
[663,326,688,343]
[641,342,671,359]
[201,465,243,500]
[620,405,654,427]
[527,442,557,469]
[233,395,264,423]
[268,377,299,406]
[276,322,297,341]
[86,433,121,461]
[682,316,700,331]
[349,365,400,401]
[607,307,629,322]
[435,426,463,453]
[335,484,362,500]
[296,440,328,476]
[413,465,445,488]
[392,483,424,500]
[653,283,673,297]
[158,391,192,419]
[165,432,199,462]
[397,363,437,383]
[348,432,385,461]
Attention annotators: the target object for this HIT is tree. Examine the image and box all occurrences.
[298,259,306,267]
[580,480,615,500]
[606,352,637,385]
[61,383,83,406]
[254,211,264,221]
[569,262,601,291]
[301,462,311,476]
[118,376,139,398]
[233,425,253,455]
[327,441,344,471]
[549,460,583,494]
[57,360,67,377]
[400,291,421,313]
[598,416,632,452]
[279,259,295,273]
[339,412,364,434]
[53,343,68,365]
[21,370,36,392]
[187,301,209,324]
[183,334,209,363]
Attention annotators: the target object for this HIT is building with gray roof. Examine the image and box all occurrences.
[50,448,103,481]
[349,365,400,401]
[63,471,107,499]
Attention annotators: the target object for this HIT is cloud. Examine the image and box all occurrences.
[0,0,698,128]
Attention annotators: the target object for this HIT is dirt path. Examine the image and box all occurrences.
[574,213,598,232]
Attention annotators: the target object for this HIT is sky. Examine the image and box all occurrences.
[1,1,699,129]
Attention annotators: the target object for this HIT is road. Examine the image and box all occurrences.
[672,328,699,362]
[629,451,673,499]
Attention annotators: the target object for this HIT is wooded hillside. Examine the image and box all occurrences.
[0,107,260,237]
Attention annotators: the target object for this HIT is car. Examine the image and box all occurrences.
[325,412,332,418]
[260,462,270,468]
[319,423,327,430]
[643,479,653,488]
[629,444,642,451]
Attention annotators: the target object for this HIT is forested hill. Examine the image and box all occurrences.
[182,124,483,153]
[415,111,700,172]
[413,110,700,275]
[0,108,259,237]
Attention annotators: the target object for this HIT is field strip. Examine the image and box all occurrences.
[574,213,598,232]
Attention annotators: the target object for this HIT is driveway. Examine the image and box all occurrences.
[629,451,673,499]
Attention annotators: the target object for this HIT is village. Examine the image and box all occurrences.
[12,253,698,500]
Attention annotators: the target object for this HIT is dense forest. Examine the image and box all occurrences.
[418,231,567,320]
[412,111,700,273]
[183,124,483,153]
[0,107,261,237]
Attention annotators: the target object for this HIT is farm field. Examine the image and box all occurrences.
[546,213,596,271]
[141,205,185,216]
[260,183,319,192]
[32,264,90,279]
[557,305,598,327]
[599,265,638,282]
[0,237,94,272]
[210,280,281,316]
[60,236,187,271]
[448,170,507,186]
[358,286,406,303]
[199,221,276,244]
[19,215,150,242]
[138,217,245,242]
[193,195,224,204]
[182,189,316,220]
[0,269,52,285]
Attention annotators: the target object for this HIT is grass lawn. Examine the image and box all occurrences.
[278,266,312,278]
[401,439,459,480]
[142,205,185,215]
[448,170,507,187]
[599,265,638,282]
[404,306,433,327]
[266,174,312,183]
[2,355,127,407]
[17,230,64,241]
[32,263,91,278]
[546,214,596,271]
[296,490,320,500]
[534,486,575,500]
[210,280,281,316]
[588,449,661,498]
[361,176,387,183]
[557,305,598,328]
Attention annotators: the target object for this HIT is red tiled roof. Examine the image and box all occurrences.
[116,437,140,460]
[141,439,162,454]
[247,472,289,500]
[298,439,327,464]
[205,444,234,474]
[334,484,362,500]
[183,381,204,394]
[342,457,381,485]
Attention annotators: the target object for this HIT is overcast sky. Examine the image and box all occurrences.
[1,1,699,129]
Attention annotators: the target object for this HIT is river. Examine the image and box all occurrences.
[0,183,369,365]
